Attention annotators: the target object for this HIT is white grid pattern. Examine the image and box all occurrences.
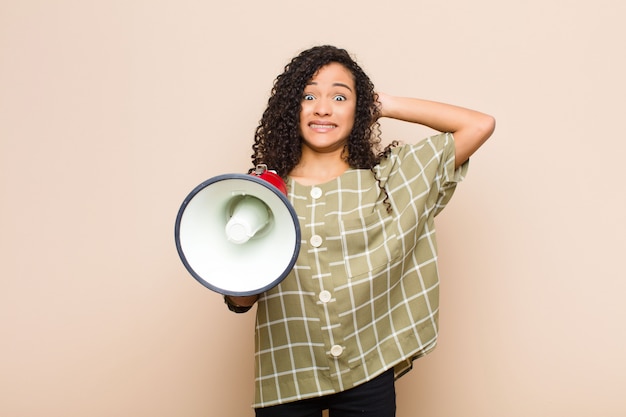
[252,133,467,407]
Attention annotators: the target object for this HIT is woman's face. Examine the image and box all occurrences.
[298,62,356,155]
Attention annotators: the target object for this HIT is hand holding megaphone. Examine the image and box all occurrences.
[174,165,301,296]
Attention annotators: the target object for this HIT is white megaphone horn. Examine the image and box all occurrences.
[174,165,301,296]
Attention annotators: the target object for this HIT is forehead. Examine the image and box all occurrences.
[308,62,355,87]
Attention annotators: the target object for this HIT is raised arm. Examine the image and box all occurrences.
[377,93,495,168]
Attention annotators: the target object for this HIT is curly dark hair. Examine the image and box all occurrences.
[251,45,395,178]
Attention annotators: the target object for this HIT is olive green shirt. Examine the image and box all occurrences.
[253,133,467,408]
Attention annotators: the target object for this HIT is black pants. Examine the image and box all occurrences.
[255,369,396,417]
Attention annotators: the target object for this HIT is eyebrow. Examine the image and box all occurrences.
[306,81,354,92]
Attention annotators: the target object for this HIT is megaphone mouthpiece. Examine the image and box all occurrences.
[225,196,270,244]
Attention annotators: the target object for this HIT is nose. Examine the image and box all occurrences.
[313,98,331,116]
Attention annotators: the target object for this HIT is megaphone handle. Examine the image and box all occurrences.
[224,294,259,313]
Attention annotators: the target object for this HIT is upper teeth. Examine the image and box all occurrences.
[311,124,334,128]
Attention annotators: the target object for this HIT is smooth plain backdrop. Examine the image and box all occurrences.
[1,1,625,416]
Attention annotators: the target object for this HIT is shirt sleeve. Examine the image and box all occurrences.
[376,132,468,217]
[433,132,468,216]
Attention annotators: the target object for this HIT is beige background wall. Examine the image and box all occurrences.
[1,1,624,416]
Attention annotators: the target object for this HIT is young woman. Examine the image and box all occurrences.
[225,45,495,417]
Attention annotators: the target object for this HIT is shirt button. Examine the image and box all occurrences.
[330,345,344,358]
[319,290,332,303]
[310,235,323,247]
[310,187,323,199]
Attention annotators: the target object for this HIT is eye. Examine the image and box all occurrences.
[303,93,315,101]
[333,95,347,101]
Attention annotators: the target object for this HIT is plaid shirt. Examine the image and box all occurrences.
[253,133,467,408]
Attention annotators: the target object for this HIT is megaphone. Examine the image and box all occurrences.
[174,165,301,296]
